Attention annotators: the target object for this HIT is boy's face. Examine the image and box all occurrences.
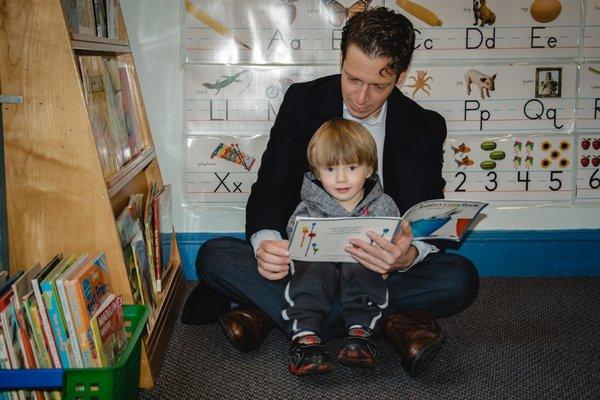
[341,44,405,120]
[317,164,373,212]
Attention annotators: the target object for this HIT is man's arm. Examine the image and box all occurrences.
[245,85,304,241]
[246,86,311,280]
[346,111,446,272]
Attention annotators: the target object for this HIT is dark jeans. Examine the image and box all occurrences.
[196,237,479,341]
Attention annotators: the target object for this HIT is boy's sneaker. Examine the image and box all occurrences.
[338,327,376,368]
[288,334,334,376]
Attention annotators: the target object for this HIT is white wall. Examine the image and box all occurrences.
[121,0,600,233]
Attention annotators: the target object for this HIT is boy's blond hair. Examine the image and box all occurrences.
[307,118,378,175]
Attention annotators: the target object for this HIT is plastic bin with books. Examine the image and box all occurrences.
[0,253,149,399]
[0,304,148,400]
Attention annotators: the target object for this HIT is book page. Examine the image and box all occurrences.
[402,200,488,241]
[288,217,400,263]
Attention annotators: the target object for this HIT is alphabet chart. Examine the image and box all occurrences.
[576,135,600,202]
[443,134,575,202]
[578,63,600,131]
[185,0,386,64]
[186,135,269,204]
[584,0,600,58]
[182,0,600,205]
[389,0,581,61]
[185,64,338,132]
[185,0,583,64]
[398,63,577,134]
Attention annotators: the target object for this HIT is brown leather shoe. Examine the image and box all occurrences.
[384,310,445,377]
[219,305,274,353]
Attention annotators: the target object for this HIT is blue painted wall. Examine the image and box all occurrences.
[177,229,600,280]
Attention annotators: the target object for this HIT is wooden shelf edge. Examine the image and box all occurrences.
[145,265,185,375]
[145,262,182,351]
[106,148,156,197]
[71,32,129,47]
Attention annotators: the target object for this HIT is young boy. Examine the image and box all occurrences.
[283,118,401,376]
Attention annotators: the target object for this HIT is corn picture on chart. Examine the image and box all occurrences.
[183,0,600,205]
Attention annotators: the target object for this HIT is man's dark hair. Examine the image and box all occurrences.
[341,7,415,77]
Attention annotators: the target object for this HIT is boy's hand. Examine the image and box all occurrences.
[345,220,417,274]
[256,239,291,281]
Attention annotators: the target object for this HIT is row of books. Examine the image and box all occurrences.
[0,253,127,400]
[79,55,146,179]
[62,0,120,39]
[116,183,175,331]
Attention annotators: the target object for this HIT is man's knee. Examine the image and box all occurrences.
[195,236,244,278]
[444,253,480,314]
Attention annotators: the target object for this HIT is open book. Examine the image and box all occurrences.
[288,199,488,262]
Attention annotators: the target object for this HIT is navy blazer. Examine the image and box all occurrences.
[245,74,447,240]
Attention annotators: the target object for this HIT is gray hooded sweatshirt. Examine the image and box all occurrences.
[286,172,401,238]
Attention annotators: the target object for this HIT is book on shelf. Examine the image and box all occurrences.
[90,294,126,367]
[0,302,27,400]
[0,320,11,369]
[131,231,157,327]
[10,264,42,370]
[143,182,158,293]
[106,0,120,39]
[92,0,108,38]
[79,56,120,178]
[79,55,148,180]
[31,255,64,368]
[118,60,145,158]
[288,199,488,263]
[0,277,24,371]
[116,196,146,307]
[103,57,132,167]
[22,292,53,369]
[61,0,96,36]
[39,256,78,368]
[152,184,175,293]
[55,254,91,368]
[64,252,112,368]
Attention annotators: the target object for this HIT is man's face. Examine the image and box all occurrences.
[341,44,405,120]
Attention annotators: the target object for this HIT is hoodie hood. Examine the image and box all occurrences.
[299,171,385,217]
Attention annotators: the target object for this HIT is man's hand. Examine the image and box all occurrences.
[344,220,418,275]
[256,239,291,281]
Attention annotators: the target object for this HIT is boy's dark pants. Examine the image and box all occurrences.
[282,261,388,336]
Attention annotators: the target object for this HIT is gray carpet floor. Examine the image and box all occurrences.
[139,278,600,399]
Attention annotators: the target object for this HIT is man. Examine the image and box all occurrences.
[193,7,479,377]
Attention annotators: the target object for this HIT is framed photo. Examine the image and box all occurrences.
[535,67,562,98]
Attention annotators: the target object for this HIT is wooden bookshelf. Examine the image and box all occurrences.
[0,0,183,388]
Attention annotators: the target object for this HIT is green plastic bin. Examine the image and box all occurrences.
[0,304,149,400]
